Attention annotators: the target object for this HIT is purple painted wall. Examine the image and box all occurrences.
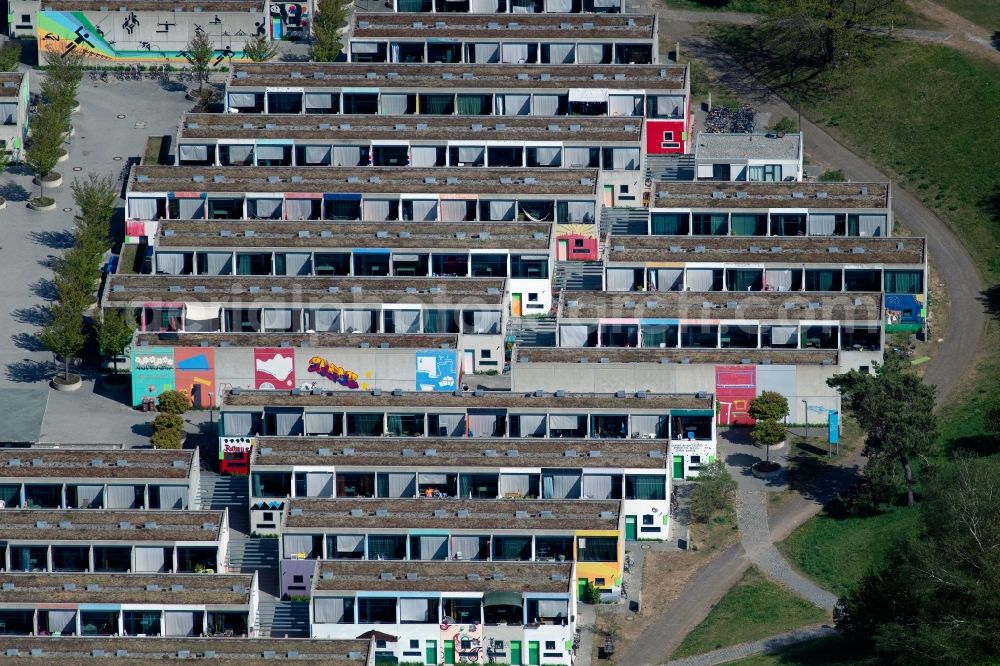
[280,558,318,599]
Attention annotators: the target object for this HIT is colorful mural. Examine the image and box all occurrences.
[131,346,175,407]
[416,349,459,392]
[306,356,361,389]
[254,348,296,390]
[715,365,756,425]
[884,293,925,333]
[439,621,484,664]
[175,347,216,408]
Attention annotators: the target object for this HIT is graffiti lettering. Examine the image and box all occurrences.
[307,356,360,389]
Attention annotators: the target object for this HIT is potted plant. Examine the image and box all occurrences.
[748,391,788,477]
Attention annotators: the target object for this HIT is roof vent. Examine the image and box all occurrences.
[36,520,48,528]
[564,449,577,457]
[144,521,158,529]
[711,191,725,199]
[171,584,185,592]
[827,246,840,253]
[897,241,905,250]
[570,123,581,131]
[592,73,605,81]
[770,246,782,253]
[507,449,519,457]
[416,123,428,130]
[860,186,869,195]
[59,520,71,529]
[816,191,828,199]
[462,72,474,80]
[318,448,332,456]
[268,175,281,184]
[442,72,453,80]
[648,450,664,458]
[792,191,805,199]
[289,508,304,517]
[515,510,529,519]
[145,584,160,592]
[614,73,625,81]
[405,572,418,581]
[852,247,865,254]
[425,448,437,457]
[86,583,100,591]
[202,522,216,530]
[600,511,615,519]
[466,573,481,581]
[736,191,749,199]
[31,458,42,467]
[92,650,105,658]
[172,459,186,468]
[375,508,389,518]
[1,583,13,591]
[366,72,378,79]
[339,123,352,130]
[534,390,545,397]
[551,573,565,582]
[116,650,128,657]
[380,572,395,581]
[581,177,594,185]
[540,73,551,81]
[517,73,529,81]
[386,72,399,80]
[90,458,103,466]
[321,572,334,580]
[424,176,437,184]
[192,175,204,183]
[500,177,513,185]
[350,508,364,517]
[119,521,131,529]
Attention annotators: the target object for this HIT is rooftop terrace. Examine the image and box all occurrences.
[351,12,656,39]
[0,573,254,605]
[0,449,194,479]
[134,332,460,349]
[515,347,840,365]
[653,181,890,209]
[313,560,573,593]
[0,510,223,542]
[693,132,801,161]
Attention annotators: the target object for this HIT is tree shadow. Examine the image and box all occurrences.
[30,277,58,301]
[131,421,153,438]
[978,284,1000,324]
[0,179,31,203]
[5,359,52,383]
[28,229,75,249]
[11,332,44,352]
[949,435,1000,458]
[279,52,310,63]
[158,78,188,93]
[787,444,864,507]
[12,305,51,326]
[978,185,1000,224]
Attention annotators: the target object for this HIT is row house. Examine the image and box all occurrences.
[692,132,803,183]
[174,113,644,185]
[0,449,200,511]
[277,498,624,594]
[0,572,258,638]
[145,219,558,312]
[640,181,892,238]
[223,62,690,156]
[309,560,576,666]
[243,436,674,541]
[347,13,657,65]
[103,275,506,375]
[0,73,29,164]
[0,637,372,664]
[0,509,228,575]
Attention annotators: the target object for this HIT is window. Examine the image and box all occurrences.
[595,578,606,587]
[410,640,420,649]
[642,514,654,525]
[482,350,492,359]
[376,640,387,649]
[263,512,273,521]
[528,293,539,302]
[578,536,617,562]
[21,14,30,22]
[691,455,701,464]
[358,598,397,624]
[545,642,556,651]
[293,575,304,584]
[620,184,629,193]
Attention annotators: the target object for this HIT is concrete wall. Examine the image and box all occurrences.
[0,75,29,162]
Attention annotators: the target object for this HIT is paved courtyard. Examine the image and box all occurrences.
[0,70,194,445]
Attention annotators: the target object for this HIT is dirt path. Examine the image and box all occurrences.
[906,0,1000,64]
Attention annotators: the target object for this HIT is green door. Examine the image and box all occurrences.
[510,640,523,666]
[528,641,540,666]
[672,455,685,479]
[425,640,437,665]
[625,515,637,541]
[444,640,456,665]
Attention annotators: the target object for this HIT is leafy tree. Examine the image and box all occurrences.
[310,0,348,61]
[0,42,21,72]
[151,411,185,448]
[40,302,86,381]
[0,143,10,177]
[242,34,279,62]
[25,105,64,200]
[827,353,937,506]
[72,173,117,255]
[156,389,191,415]
[690,459,737,523]
[94,309,135,375]
[835,456,1000,664]
[53,244,102,307]
[762,0,901,70]
[749,391,788,464]
[186,31,214,93]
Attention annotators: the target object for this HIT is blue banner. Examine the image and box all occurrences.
[828,410,839,445]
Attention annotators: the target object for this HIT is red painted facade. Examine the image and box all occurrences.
[715,365,757,425]
[556,234,599,261]
[645,118,688,155]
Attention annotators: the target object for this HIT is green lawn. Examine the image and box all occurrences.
[934,0,1000,31]
[662,0,767,12]
[726,635,869,666]
[672,567,829,659]
[777,508,920,598]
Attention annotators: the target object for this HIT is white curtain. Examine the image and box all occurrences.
[158,486,187,509]
[343,310,374,333]
[263,309,293,330]
[501,43,530,64]
[576,44,605,64]
[311,310,341,332]
[437,414,465,437]
[500,474,530,495]
[564,147,593,167]
[386,473,416,497]
[400,598,429,622]
[439,200,468,222]
[559,325,589,347]
[178,145,208,161]
[548,43,574,64]
[286,199,316,220]
[284,535,314,558]
[335,535,364,554]
[393,310,420,333]
[631,414,665,437]
[155,253,185,275]
[549,414,582,430]
[533,147,561,166]
[204,252,232,275]
[135,547,166,572]
[381,94,409,115]
[129,198,158,219]
[333,146,363,167]
[457,146,484,164]
[249,198,281,219]
[858,215,885,237]
[363,200,393,220]
[222,412,253,436]
[543,472,581,499]
[351,42,379,54]
[283,253,312,276]
[655,95,684,117]
[583,475,614,500]
[306,472,334,497]
[314,598,348,623]
[546,0,572,9]
[226,144,253,165]
[609,96,640,116]
[468,411,500,437]
[305,412,336,435]
[304,93,333,109]
[106,485,138,509]
[303,146,331,165]
[769,325,798,345]
[532,95,561,116]
[765,269,794,292]
[500,94,530,116]
[488,200,516,221]
[410,200,438,221]
[451,536,482,559]
[418,535,448,559]
[164,611,196,637]
[612,148,639,170]
[537,600,568,618]
[176,198,204,219]
[517,414,546,436]
[274,411,304,436]
[411,146,438,167]
[808,214,837,236]
[652,268,682,291]
[566,201,594,223]
[686,268,715,291]
[606,268,635,292]
[48,610,76,634]
[75,485,103,508]
[470,0,497,10]
[256,145,286,161]
[228,93,256,107]
[473,312,501,334]
[473,43,499,63]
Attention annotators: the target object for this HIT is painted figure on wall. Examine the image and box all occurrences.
[254,348,296,390]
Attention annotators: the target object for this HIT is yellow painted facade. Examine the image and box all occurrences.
[574,529,623,590]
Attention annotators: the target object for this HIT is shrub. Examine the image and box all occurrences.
[820,169,847,182]
[769,116,797,133]
[151,428,183,449]
[151,412,183,433]
[690,459,737,523]
[156,389,191,415]
[582,580,602,604]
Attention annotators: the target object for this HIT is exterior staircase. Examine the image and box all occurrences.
[227,537,280,595]
[600,206,649,236]
[506,315,557,348]
[554,261,604,291]
[256,598,310,638]
[646,153,695,182]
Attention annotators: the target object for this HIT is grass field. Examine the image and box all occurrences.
[777,507,921,597]
[661,0,767,12]
[727,635,868,666]
[672,567,829,659]
[934,0,1000,30]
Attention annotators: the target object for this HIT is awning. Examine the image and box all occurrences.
[568,88,609,103]
[185,302,221,320]
[483,591,523,608]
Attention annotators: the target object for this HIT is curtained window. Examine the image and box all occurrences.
[310,310,341,332]
[767,325,798,346]
[155,253,186,275]
[499,474,531,496]
[286,199,317,221]
[577,43,605,64]
[609,95,642,116]
[532,146,561,166]
[157,486,187,509]
[547,43,574,64]
[884,270,922,294]
[582,474,615,499]
[541,471,581,499]
[415,535,448,560]
[135,547,166,572]
[263,309,293,330]
[611,147,639,170]
[306,472,334,498]
[494,536,531,560]
[332,146,364,167]
[515,414,546,437]
[303,146,331,165]
[75,484,104,508]
[686,268,716,291]
[501,43,531,63]
[564,147,596,168]
[472,43,499,63]
[106,485,139,509]
[626,475,666,500]
[380,94,410,115]
[467,410,502,437]
[566,201,594,223]
[434,413,465,437]
[228,93,256,108]
[175,198,205,219]
[178,144,209,162]
[808,214,838,236]
[536,600,568,618]
[224,144,253,165]
[272,410,304,436]
[533,95,562,115]
[730,214,765,236]
[48,610,77,635]
[439,200,468,222]
[857,214,885,237]
[379,473,416,498]
[128,198,159,220]
[331,535,364,558]
[408,199,438,221]
[304,92,334,110]
[400,598,431,623]
[343,310,375,333]
[363,199,394,221]
[222,412,253,436]
[451,536,485,560]
[606,268,636,292]
[314,597,353,623]
[203,252,233,275]
[389,309,420,333]
[498,94,530,116]
[368,535,406,560]
[305,412,338,435]
[163,611,196,637]
[765,269,794,292]
[559,325,590,348]
[410,146,438,167]
[631,414,667,437]
[284,534,316,559]
[650,268,682,292]
[457,146,484,165]
[248,198,281,219]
